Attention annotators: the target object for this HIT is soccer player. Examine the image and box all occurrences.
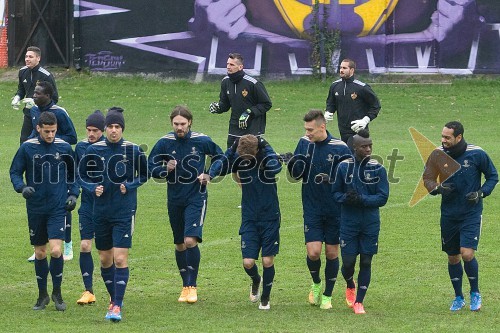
[79,107,148,322]
[26,81,77,262]
[10,112,78,311]
[332,129,389,314]
[325,59,381,143]
[287,110,351,310]
[11,46,59,144]
[209,134,282,310]
[148,105,224,304]
[423,121,498,312]
[209,52,272,148]
[74,110,106,305]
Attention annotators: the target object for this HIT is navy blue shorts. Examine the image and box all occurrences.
[168,200,207,244]
[240,218,280,259]
[28,211,66,246]
[440,215,482,255]
[304,214,340,245]
[79,210,95,240]
[340,219,380,255]
[94,213,135,251]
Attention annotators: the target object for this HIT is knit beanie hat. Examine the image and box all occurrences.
[86,110,105,131]
[105,106,125,131]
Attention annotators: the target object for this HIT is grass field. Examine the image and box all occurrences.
[0,71,499,332]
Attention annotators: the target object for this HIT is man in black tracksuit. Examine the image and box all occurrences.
[11,46,59,145]
[209,52,272,148]
[325,58,380,143]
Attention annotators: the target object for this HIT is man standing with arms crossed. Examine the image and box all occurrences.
[423,121,497,312]
[209,52,272,148]
[11,46,59,145]
[79,107,148,322]
[325,58,381,143]
[287,110,351,310]
[10,112,78,311]
[74,110,106,305]
[148,105,223,304]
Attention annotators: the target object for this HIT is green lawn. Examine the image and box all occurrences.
[0,72,499,332]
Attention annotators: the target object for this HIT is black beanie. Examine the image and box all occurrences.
[105,106,125,131]
[86,110,105,131]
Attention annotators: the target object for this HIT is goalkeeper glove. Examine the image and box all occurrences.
[11,95,21,110]
[350,116,370,132]
[209,102,220,114]
[324,111,334,122]
[22,186,35,199]
[21,98,35,109]
[430,183,455,196]
[465,190,483,204]
[239,109,251,129]
[65,195,78,211]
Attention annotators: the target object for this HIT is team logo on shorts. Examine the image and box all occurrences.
[242,89,248,97]
[304,225,309,233]
[351,92,358,100]
[241,241,246,249]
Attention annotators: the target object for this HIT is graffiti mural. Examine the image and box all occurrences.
[75,0,500,76]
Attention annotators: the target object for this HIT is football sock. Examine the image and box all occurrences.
[175,249,189,287]
[324,257,339,297]
[306,256,321,284]
[355,254,372,303]
[448,262,464,297]
[114,267,129,307]
[49,255,64,289]
[80,251,94,292]
[341,254,357,289]
[262,265,275,300]
[463,257,479,293]
[101,264,116,302]
[65,212,72,243]
[186,245,200,287]
[244,264,261,283]
[34,257,49,297]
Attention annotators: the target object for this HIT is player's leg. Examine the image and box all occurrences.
[321,216,341,309]
[460,216,482,311]
[259,219,280,310]
[63,211,73,261]
[304,216,324,305]
[240,220,262,303]
[95,216,116,318]
[47,212,66,311]
[441,217,465,311]
[77,212,96,305]
[340,223,358,308]
[168,203,191,302]
[30,214,50,310]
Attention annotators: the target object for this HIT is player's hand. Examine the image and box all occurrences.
[257,137,268,149]
[230,137,240,153]
[120,184,127,194]
[21,186,35,199]
[21,98,35,109]
[324,111,334,122]
[209,102,220,114]
[238,109,251,129]
[278,152,293,164]
[350,116,370,133]
[198,173,211,185]
[166,159,177,172]
[95,185,104,197]
[435,183,455,196]
[65,195,77,211]
[314,173,330,184]
[465,190,483,204]
[344,189,361,205]
[11,95,21,110]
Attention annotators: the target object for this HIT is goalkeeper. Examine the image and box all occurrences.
[208,52,272,148]
[11,46,59,145]
[325,58,380,143]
